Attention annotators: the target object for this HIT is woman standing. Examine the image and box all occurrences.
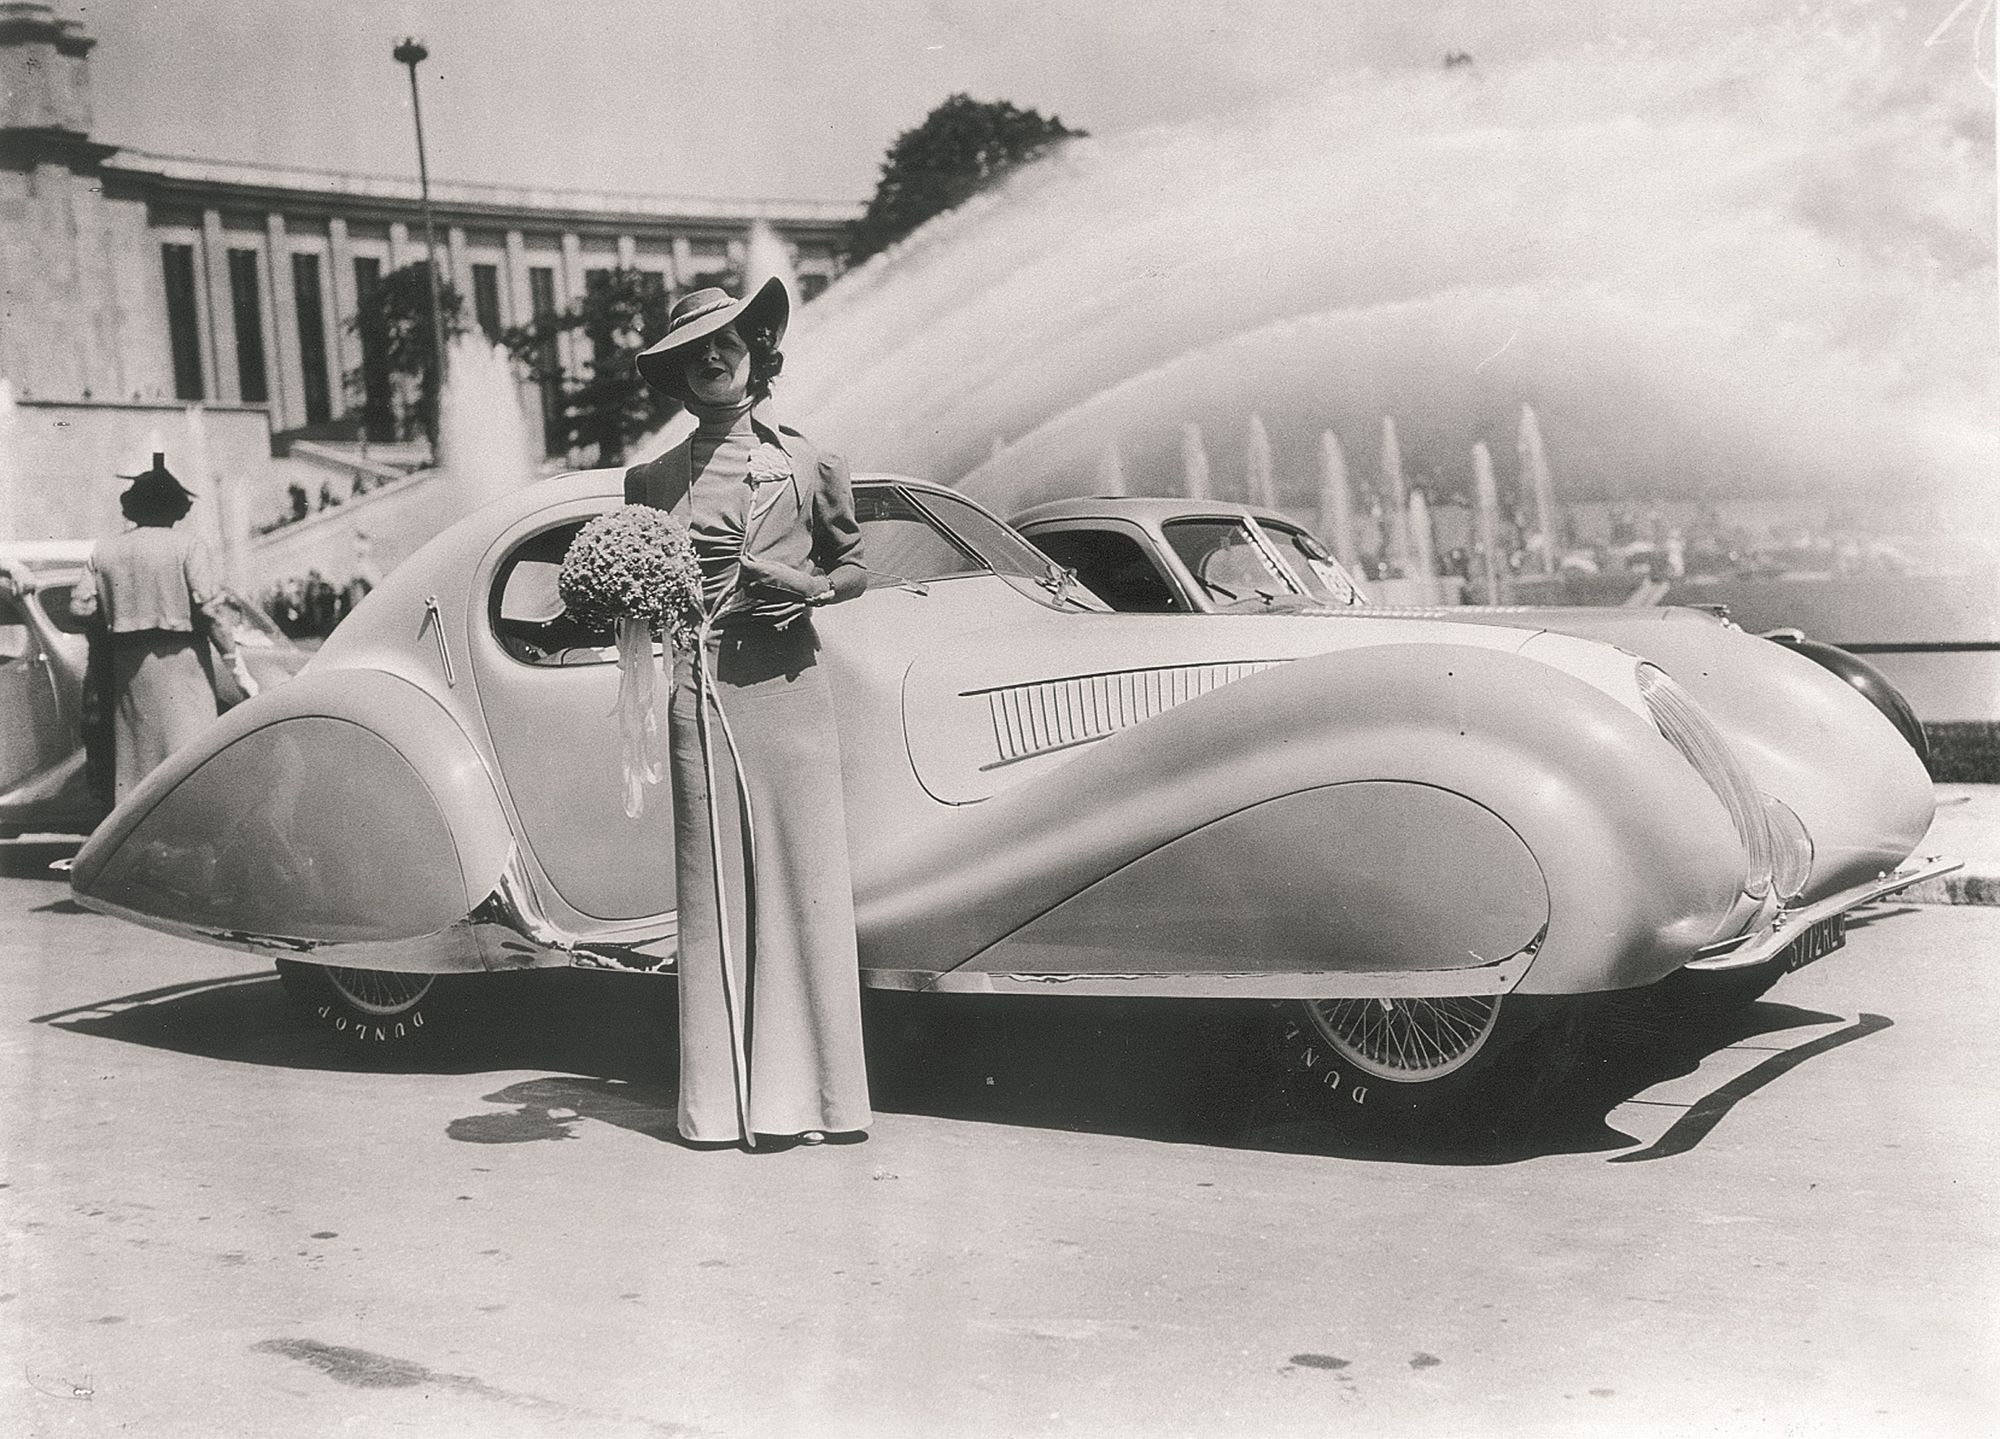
[626,278,871,1148]
[70,453,254,801]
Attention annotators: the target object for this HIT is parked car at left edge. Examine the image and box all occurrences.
[0,542,308,837]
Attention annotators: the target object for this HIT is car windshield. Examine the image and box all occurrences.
[1161,519,1300,606]
[860,485,1107,609]
[1259,522,1365,606]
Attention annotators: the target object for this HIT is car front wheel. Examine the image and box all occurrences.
[275,960,440,1046]
[1271,992,1576,1140]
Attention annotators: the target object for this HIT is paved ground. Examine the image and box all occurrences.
[1907,784,2000,904]
[2,837,1996,1439]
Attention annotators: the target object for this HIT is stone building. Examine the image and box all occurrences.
[0,2,857,547]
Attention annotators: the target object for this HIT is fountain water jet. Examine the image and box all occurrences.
[1181,423,1212,500]
[438,332,538,514]
[1408,490,1439,605]
[1518,402,1557,574]
[1472,441,1505,605]
[1245,415,1276,510]
[776,15,1994,525]
[1316,430,1359,573]
[1381,416,1412,577]
[744,221,799,297]
[1096,441,1128,497]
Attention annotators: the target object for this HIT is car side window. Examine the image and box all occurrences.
[0,593,31,663]
[1029,529,1181,612]
[490,520,616,666]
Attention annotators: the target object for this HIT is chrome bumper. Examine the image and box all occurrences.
[1685,854,1961,973]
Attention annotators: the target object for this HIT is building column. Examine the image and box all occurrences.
[447,224,472,310]
[265,212,301,427]
[502,228,532,329]
[616,234,636,272]
[557,231,586,374]
[200,207,240,403]
[669,235,693,289]
[327,216,357,419]
[388,220,411,272]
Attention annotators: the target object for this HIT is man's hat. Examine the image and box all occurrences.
[119,452,195,520]
[634,276,790,398]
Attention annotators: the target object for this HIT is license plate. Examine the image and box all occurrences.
[1780,914,1847,972]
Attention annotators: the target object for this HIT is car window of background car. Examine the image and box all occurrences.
[1028,528,1182,612]
[34,583,91,636]
[0,594,32,661]
[1260,522,1363,605]
[1162,519,1300,603]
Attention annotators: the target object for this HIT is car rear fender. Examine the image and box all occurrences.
[858,642,1745,994]
[69,668,516,966]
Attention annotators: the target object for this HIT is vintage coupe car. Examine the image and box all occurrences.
[1012,495,1933,763]
[0,543,307,837]
[67,474,1951,1128]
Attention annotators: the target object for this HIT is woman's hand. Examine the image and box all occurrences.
[738,554,830,602]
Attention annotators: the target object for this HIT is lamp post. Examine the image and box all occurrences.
[392,37,448,415]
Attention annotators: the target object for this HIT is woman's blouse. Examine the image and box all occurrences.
[72,526,221,635]
[685,404,759,615]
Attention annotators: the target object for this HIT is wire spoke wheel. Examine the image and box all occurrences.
[1302,994,1504,1083]
[325,967,434,1017]
[275,960,446,1047]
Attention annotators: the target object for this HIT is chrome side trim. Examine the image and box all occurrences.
[1684,854,1961,972]
[976,659,1289,768]
[863,949,1538,999]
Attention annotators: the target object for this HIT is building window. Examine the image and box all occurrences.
[799,273,830,302]
[161,243,205,400]
[529,264,562,455]
[291,252,331,425]
[353,257,395,442]
[471,262,503,342]
[227,248,269,404]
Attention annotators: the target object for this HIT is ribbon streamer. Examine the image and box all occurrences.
[614,617,669,818]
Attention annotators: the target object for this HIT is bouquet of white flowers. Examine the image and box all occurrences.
[557,505,704,817]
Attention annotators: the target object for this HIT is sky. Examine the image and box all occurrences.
[77,0,1932,205]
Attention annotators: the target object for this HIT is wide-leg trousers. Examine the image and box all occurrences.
[668,618,871,1142]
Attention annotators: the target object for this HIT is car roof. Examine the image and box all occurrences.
[0,540,93,571]
[1008,495,1305,530]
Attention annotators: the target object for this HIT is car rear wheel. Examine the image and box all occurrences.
[1270,992,1576,1140]
[275,960,440,1046]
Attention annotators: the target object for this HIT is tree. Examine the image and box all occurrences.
[345,262,466,446]
[846,94,1086,265]
[504,266,677,466]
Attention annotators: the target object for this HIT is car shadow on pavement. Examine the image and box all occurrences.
[34,967,1887,1166]
[860,990,1888,1166]
[0,837,82,879]
[32,968,680,1081]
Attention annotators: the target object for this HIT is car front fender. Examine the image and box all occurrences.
[858,642,1746,996]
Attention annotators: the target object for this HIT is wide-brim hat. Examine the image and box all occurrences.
[119,452,195,518]
[635,275,790,397]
